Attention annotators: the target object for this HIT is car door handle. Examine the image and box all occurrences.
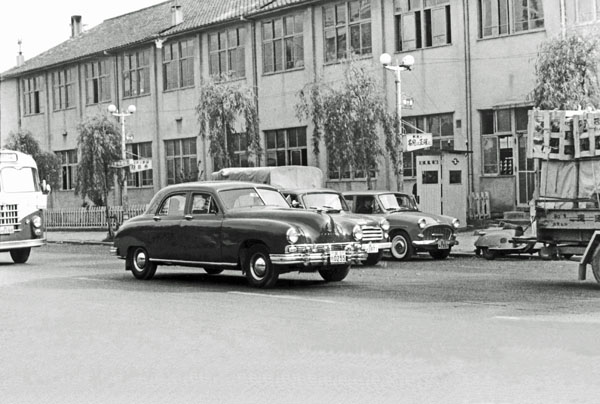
[153,216,161,221]
[184,215,193,220]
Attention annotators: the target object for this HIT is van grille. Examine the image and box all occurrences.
[423,225,453,240]
[362,226,383,241]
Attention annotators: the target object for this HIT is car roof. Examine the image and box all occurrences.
[283,188,342,195]
[161,181,278,193]
[342,190,408,196]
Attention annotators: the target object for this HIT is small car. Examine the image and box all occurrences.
[343,191,460,260]
[110,181,367,288]
[282,188,391,265]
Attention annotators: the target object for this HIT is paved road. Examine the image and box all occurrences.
[2,245,600,404]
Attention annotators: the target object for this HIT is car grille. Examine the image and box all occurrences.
[362,226,383,241]
[423,225,453,240]
[0,204,19,230]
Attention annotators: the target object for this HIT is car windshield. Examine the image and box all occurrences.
[0,167,40,192]
[302,192,348,212]
[378,193,417,211]
[220,188,289,210]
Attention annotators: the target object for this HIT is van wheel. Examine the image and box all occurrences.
[319,265,350,282]
[128,247,157,280]
[10,248,31,264]
[245,245,278,288]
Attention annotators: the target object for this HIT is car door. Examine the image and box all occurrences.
[178,192,223,263]
[146,192,187,260]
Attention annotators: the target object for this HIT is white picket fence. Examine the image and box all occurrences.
[468,192,491,220]
[44,204,148,229]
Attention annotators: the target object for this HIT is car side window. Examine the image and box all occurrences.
[158,194,186,217]
[344,196,354,212]
[191,193,211,215]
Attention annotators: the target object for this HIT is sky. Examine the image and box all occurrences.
[0,0,163,73]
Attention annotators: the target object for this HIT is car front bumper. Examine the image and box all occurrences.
[271,242,367,266]
[412,239,459,250]
[361,241,392,254]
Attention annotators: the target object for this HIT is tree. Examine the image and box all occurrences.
[296,62,401,190]
[5,129,61,190]
[196,75,260,170]
[75,115,122,237]
[533,32,600,109]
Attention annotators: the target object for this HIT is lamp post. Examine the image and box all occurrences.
[380,53,414,192]
[108,104,136,221]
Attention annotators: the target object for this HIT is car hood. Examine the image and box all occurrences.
[384,210,455,227]
[304,209,382,228]
[226,206,357,243]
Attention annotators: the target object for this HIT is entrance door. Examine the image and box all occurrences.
[516,133,535,206]
[416,155,442,215]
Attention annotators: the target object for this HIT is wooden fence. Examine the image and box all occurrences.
[44,204,148,229]
[468,192,491,220]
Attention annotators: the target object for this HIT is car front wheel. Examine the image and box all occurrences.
[128,247,157,280]
[390,232,413,261]
[429,249,450,260]
[245,245,278,288]
[319,265,350,282]
[10,248,31,264]
[364,251,383,266]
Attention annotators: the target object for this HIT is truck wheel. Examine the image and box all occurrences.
[364,251,383,265]
[319,265,350,282]
[128,247,157,280]
[390,232,413,261]
[429,249,450,260]
[245,245,278,288]
[591,247,600,283]
[10,248,31,264]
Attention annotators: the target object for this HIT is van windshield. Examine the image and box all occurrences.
[0,167,40,192]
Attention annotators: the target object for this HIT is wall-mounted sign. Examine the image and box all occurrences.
[405,133,433,151]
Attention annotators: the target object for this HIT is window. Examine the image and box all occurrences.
[158,194,186,216]
[85,60,111,104]
[191,193,215,215]
[478,0,544,38]
[163,39,195,90]
[123,49,151,97]
[395,0,451,51]
[402,113,454,177]
[126,142,153,188]
[481,107,531,176]
[324,0,372,63]
[209,27,246,79]
[576,0,600,23]
[23,76,43,115]
[52,68,74,110]
[212,133,253,171]
[165,138,198,184]
[265,127,308,166]
[57,150,78,190]
[262,14,304,73]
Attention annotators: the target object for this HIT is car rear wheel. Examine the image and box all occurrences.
[364,251,383,266]
[10,248,31,264]
[319,264,350,282]
[245,245,278,288]
[429,249,450,260]
[128,247,157,280]
[390,232,413,261]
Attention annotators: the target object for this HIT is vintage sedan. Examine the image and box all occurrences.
[343,191,460,261]
[282,188,391,265]
[111,181,367,288]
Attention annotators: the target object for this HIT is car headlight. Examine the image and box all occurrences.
[286,227,299,244]
[380,219,390,232]
[452,218,460,228]
[418,218,427,229]
[352,224,363,241]
[32,215,42,228]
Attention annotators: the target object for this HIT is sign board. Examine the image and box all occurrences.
[405,133,433,151]
[110,159,130,169]
[129,159,153,173]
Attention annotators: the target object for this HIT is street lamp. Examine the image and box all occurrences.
[108,104,136,221]
[380,53,414,192]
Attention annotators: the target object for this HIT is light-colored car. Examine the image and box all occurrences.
[343,191,460,260]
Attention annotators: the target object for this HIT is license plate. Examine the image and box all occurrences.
[366,243,378,253]
[330,250,347,263]
[437,239,449,249]
[0,225,14,235]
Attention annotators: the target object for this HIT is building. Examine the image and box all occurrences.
[0,0,596,216]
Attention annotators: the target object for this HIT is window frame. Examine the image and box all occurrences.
[394,0,451,52]
[52,68,74,111]
[123,49,151,98]
[477,0,544,39]
[85,60,111,105]
[57,149,78,191]
[265,127,308,167]
[126,142,153,188]
[208,27,246,79]
[165,138,198,185]
[575,0,600,23]
[22,76,44,115]
[262,13,305,74]
[323,0,372,64]
[162,38,195,91]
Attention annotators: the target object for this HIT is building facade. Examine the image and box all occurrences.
[0,0,597,216]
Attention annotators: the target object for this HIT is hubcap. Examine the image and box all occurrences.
[393,237,407,257]
[251,255,267,279]
[135,251,147,271]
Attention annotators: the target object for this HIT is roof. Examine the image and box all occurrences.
[1,0,314,79]
[283,188,342,195]
[342,190,410,196]
[161,180,278,192]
